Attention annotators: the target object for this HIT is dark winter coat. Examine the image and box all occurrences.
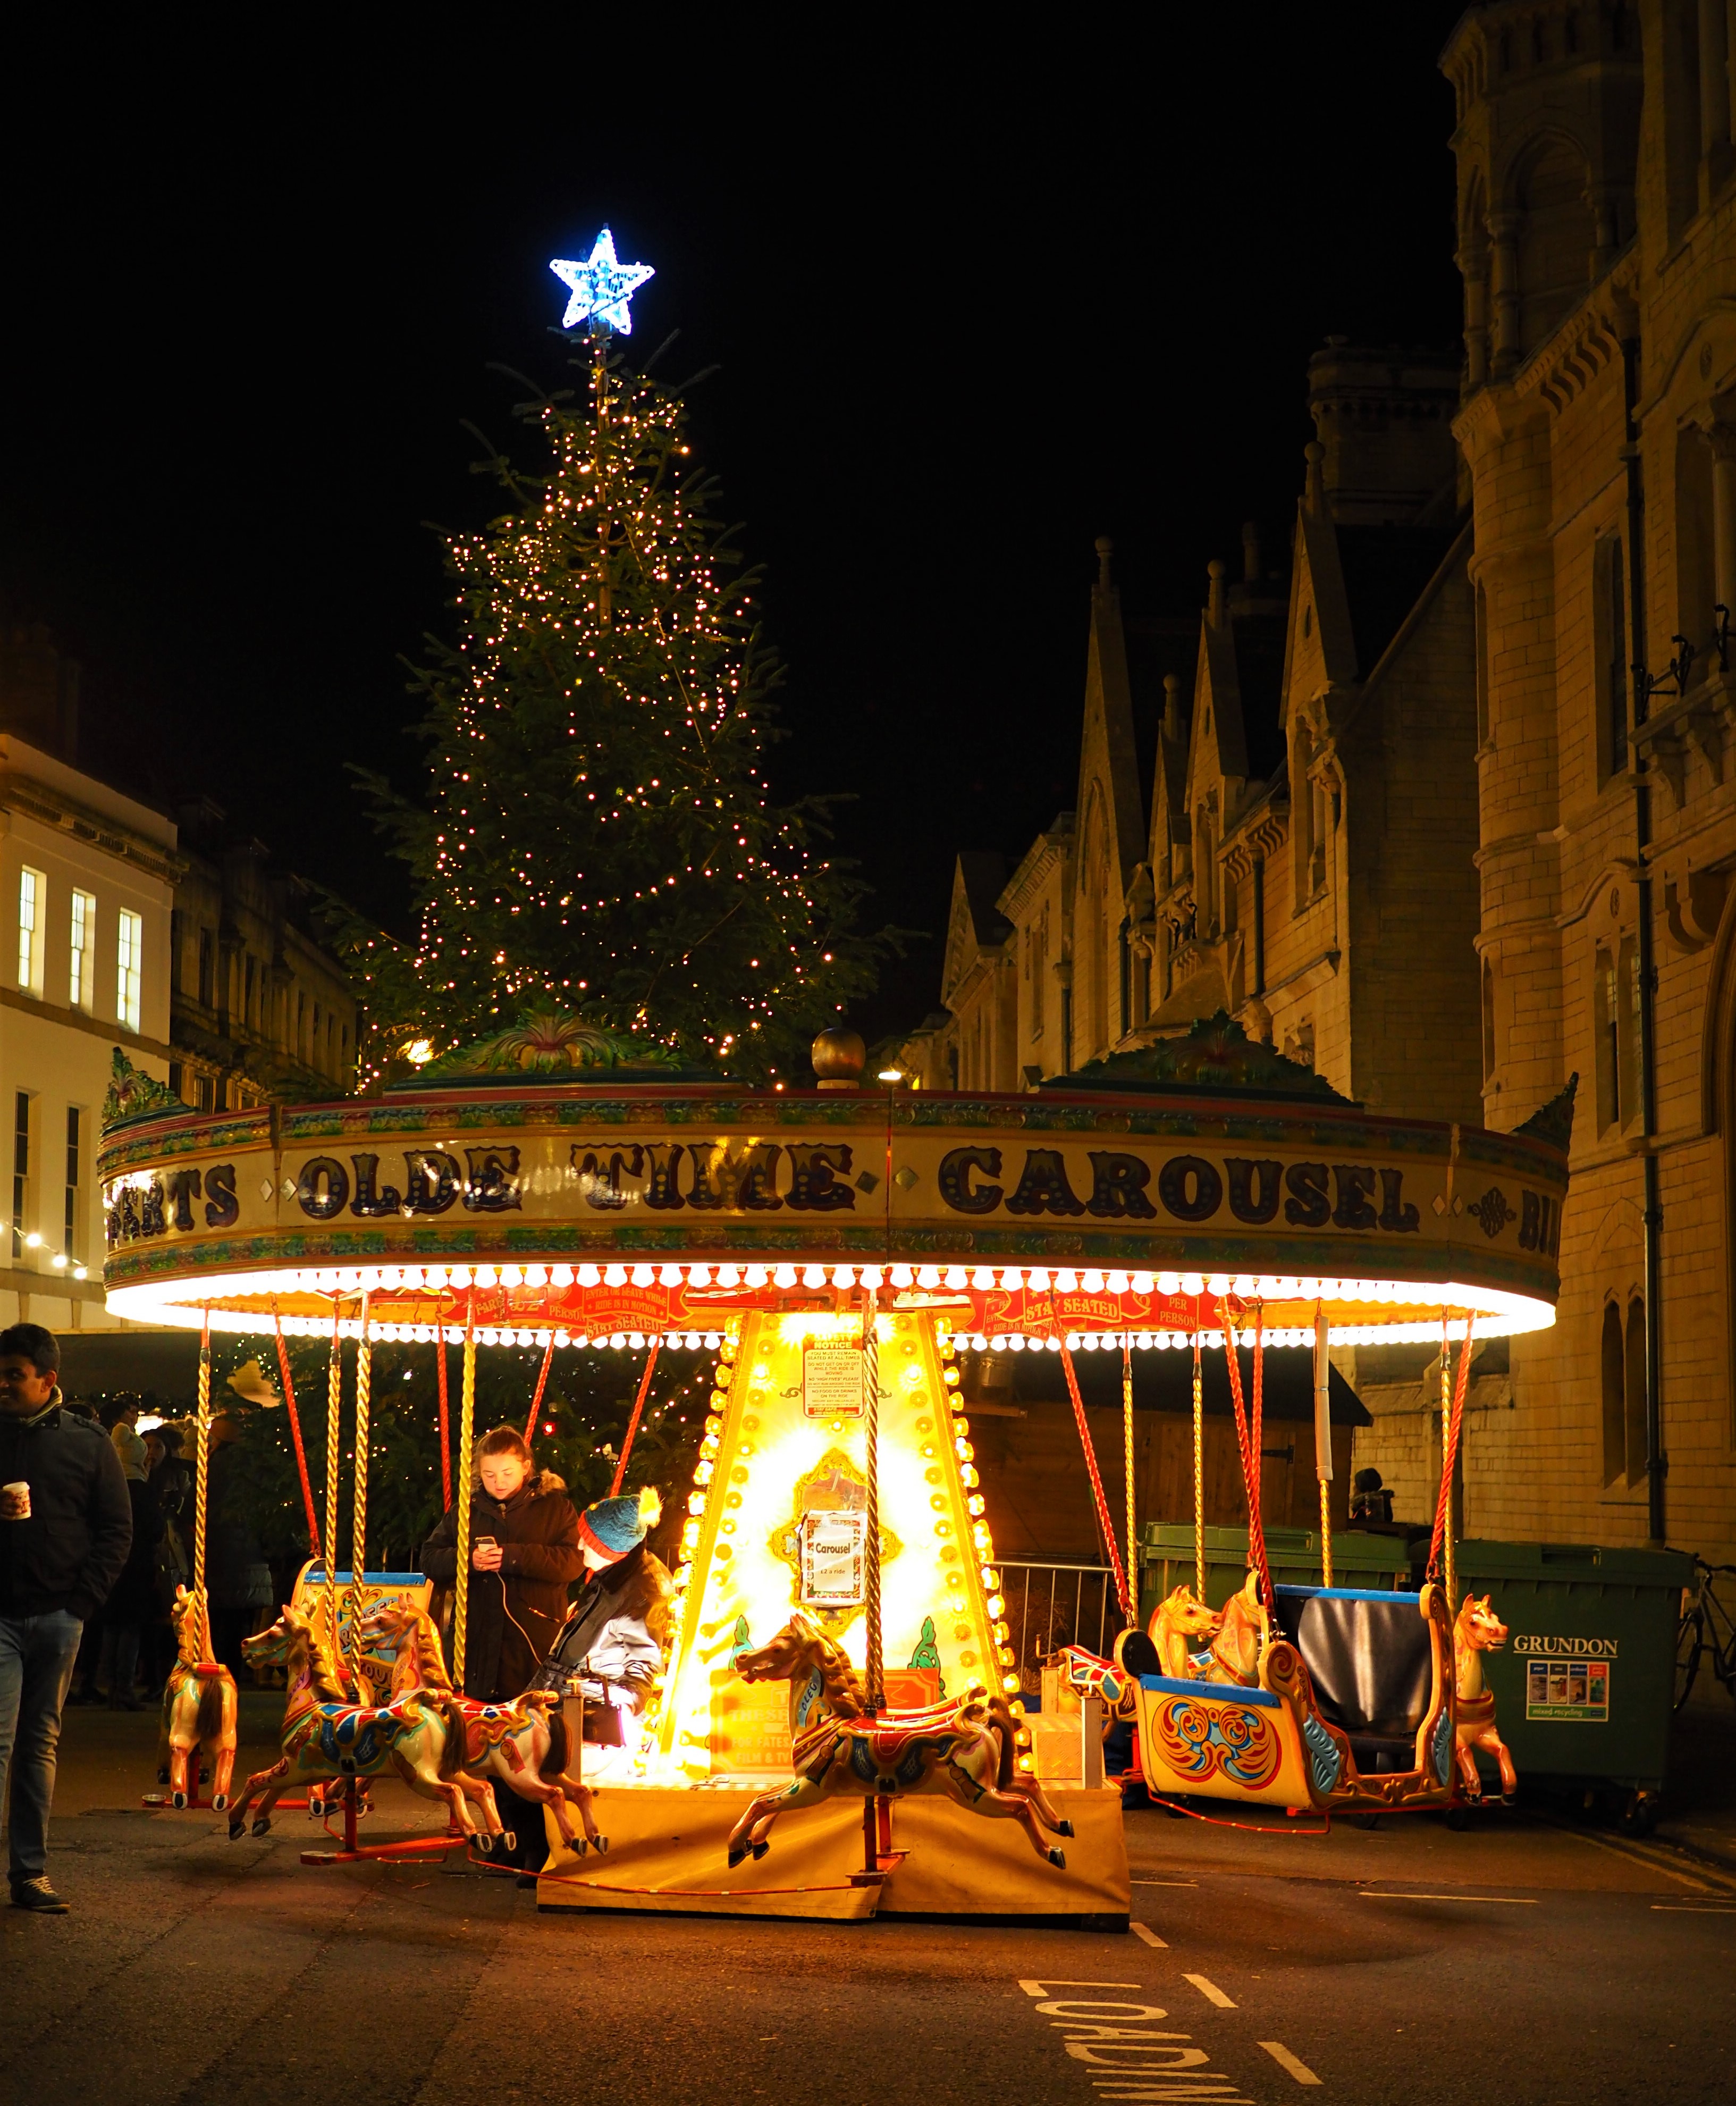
[546,1542,675,1709]
[0,1394,133,1622]
[420,1469,582,1701]
[105,1475,166,1629]
[204,1441,272,1610]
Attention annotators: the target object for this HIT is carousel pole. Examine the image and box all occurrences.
[1313,1301,1334,1589]
[609,1338,660,1496]
[1191,1306,1206,1606]
[452,1300,477,1687]
[862,1286,883,1713]
[272,1306,323,1558]
[1122,1337,1137,1626]
[344,1295,373,1689]
[1440,1316,1457,1610]
[193,1310,213,1663]
[436,1334,452,1512]
[323,1304,343,1678]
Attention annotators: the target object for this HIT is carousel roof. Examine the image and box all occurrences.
[97,1012,1572,1350]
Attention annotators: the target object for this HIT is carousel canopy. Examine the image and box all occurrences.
[96,1014,1572,1349]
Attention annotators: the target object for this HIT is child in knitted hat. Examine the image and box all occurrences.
[537,1486,672,1771]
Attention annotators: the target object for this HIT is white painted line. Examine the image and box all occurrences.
[1260,2040,1323,2085]
[1130,1920,1168,1948]
[1184,1971,1237,2008]
[1355,1890,1537,1904]
[1554,1825,1713,1891]
[1131,1877,1199,1886]
[1018,1978,1144,1995]
[1650,1903,1736,1914]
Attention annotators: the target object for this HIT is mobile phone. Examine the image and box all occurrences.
[475,1536,498,1547]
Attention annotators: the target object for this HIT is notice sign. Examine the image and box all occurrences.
[799,1509,867,1606]
[1526,1657,1610,1722]
[803,1344,865,1420]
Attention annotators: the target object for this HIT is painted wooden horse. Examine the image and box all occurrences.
[1452,1593,1517,1801]
[1147,1583,1226,1680]
[360,1599,606,1857]
[727,1613,1074,1871]
[155,1585,238,1810]
[225,1604,506,1848]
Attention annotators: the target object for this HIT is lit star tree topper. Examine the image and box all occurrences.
[549,228,655,334]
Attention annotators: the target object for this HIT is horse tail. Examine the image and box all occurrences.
[543,1705,567,1780]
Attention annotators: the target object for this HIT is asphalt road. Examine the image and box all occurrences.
[4,1701,1734,2106]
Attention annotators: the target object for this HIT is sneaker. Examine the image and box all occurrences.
[10,1877,69,1914]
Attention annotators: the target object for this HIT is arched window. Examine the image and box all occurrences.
[1593,534,1628,782]
[1514,137,1594,355]
[1676,426,1717,661]
[1600,1301,1627,1485]
[1474,580,1491,746]
[1624,1296,1648,1486]
[1481,959,1497,1084]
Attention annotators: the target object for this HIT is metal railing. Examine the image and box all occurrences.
[999,1560,1130,1687]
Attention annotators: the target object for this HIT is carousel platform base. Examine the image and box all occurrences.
[536,1784,1129,1928]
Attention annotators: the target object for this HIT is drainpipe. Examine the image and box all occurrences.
[1621,333,1667,1547]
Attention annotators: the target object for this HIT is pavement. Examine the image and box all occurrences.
[3,1684,1735,2106]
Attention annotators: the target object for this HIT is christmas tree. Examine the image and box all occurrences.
[346,268,890,1085]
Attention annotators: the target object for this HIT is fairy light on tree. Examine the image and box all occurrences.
[339,235,891,1085]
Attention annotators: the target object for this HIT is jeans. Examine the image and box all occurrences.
[0,1610,84,1884]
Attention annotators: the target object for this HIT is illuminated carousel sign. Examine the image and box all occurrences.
[97,1017,1570,1348]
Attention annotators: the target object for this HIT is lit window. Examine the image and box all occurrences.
[64,1106,81,1262]
[116,910,143,1031]
[17,867,45,994]
[69,890,95,1011]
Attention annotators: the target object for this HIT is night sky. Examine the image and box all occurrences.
[3,15,1465,1046]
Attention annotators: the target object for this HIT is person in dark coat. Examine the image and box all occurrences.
[73,1416,163,1709]
[204,1412,274,1675]
[0,1323,131,1913]
[420,1427,582,1872]
[420,1427,583,1702]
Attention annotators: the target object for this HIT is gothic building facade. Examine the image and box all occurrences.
[900,2,1736,1566]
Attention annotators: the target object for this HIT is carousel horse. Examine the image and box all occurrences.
[726,1613,1074,1871]
[155,1585,238,1810]
[1198,1573,1266,1686]
[1148,1584,1225,1680]
[359,1599,606,1857]
[225,1603,507,1849]
[1452,1593,1517,1801]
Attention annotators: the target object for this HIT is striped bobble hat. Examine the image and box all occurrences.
[578,1483,662,1563]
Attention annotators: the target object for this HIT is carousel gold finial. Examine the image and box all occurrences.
[811,1026,866,1089]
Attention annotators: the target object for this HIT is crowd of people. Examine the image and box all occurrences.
[1,1319,675,1912]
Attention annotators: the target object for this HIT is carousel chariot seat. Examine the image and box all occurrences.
[1272,1585,1431,1774]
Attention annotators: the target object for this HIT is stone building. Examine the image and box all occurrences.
[902,346,1485,1132]
[2,631,178,1337]
[168,798,358,1111]
[1439,0,1736,1559]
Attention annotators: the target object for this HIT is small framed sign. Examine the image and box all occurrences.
[798,1509,867,1606]
[803,1344,865,1420]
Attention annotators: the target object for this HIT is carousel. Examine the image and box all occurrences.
[97,1009,1570,1927]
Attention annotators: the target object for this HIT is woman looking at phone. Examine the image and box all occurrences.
[419,1427,582,1706]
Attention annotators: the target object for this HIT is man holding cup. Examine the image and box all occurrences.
[0,1323,132,1913]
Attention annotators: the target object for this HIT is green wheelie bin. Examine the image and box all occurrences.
[1442,1539,1693,1829]
[1139,1520,1418,1622]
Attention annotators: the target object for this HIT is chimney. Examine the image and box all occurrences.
[1241,521,1262,584]
[1095,535,1114,593]
[1207,558,1226,627]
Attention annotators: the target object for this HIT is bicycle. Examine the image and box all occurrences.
[1674,1557,1736,1711]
